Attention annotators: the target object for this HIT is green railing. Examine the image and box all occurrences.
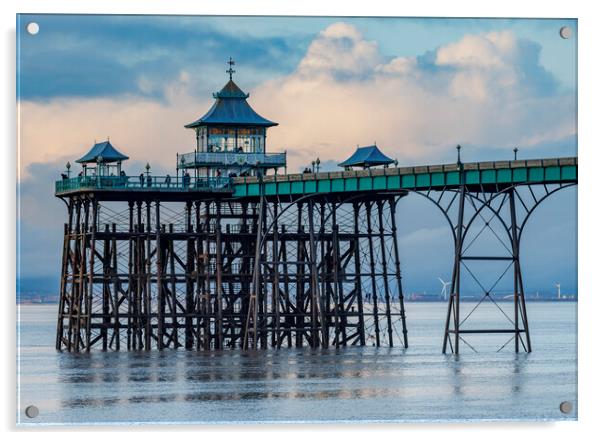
[55,175,233,194]
[178,151,287,168]
[232,157,578,197]
[55,157,578,197]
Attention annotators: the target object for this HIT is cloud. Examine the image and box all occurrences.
[16,22,577,286]
[18,76,208,179]
[375,57,417,75]
[297,22,382,80]
[18,14,307,101]
[248,25,575,168]
[434,31,560,100]
[436,31,516,69]
[18,23,576,178]
[18,158,70,280]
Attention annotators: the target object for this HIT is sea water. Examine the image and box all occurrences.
[16,302,577,425]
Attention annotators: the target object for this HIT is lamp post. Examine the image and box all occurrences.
[145,162,151,188]
[311,160,316,173]
[66,161,71,178]
[456,145,462,166]
[513,147,519,161]
[316,157,321,173]
[97,155,103,177]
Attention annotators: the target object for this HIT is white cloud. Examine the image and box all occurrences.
[375,56,417,75]
[297,22,382,79]
[18,23,575,181]
[251,24,574,166]
[436,31,517,69]
[434,31,527,100]
[16,22,577,282]
[18,75,208,179]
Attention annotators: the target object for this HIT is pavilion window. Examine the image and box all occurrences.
[197,127,207,152]
[226,128,236,151]
[208,127,224,152]
[244,127,264,153]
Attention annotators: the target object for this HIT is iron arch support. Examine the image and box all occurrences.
[516,182,576,243]
[404,187,515,253]
[403,189,457,238]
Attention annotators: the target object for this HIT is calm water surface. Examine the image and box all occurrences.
[17,302,577,425]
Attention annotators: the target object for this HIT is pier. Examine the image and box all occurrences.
[54,62,577,354]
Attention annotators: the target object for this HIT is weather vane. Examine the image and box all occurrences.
[226,57,236,80]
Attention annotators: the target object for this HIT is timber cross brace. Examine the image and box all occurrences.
[55,157,577,353]
[55,193,409,352]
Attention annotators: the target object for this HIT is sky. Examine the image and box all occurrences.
[16,14,577,297]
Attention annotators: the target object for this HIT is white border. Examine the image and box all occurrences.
[3,0,601,438]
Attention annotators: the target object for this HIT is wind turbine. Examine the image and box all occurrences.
[438,277,451,300]
[555,282,561,299]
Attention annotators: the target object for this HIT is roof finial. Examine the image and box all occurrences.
[226,57,236,81]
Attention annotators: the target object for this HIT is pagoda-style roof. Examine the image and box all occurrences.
[76,140,129,164]
[338,145,395,168]
[185,79,278,128]
[212,79,249,99]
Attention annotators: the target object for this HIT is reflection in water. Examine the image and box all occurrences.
[448,354,465,397]
[18,303,578,424]
[54,347,544,412]
[511,353,528,394]
[57,348,406,408]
